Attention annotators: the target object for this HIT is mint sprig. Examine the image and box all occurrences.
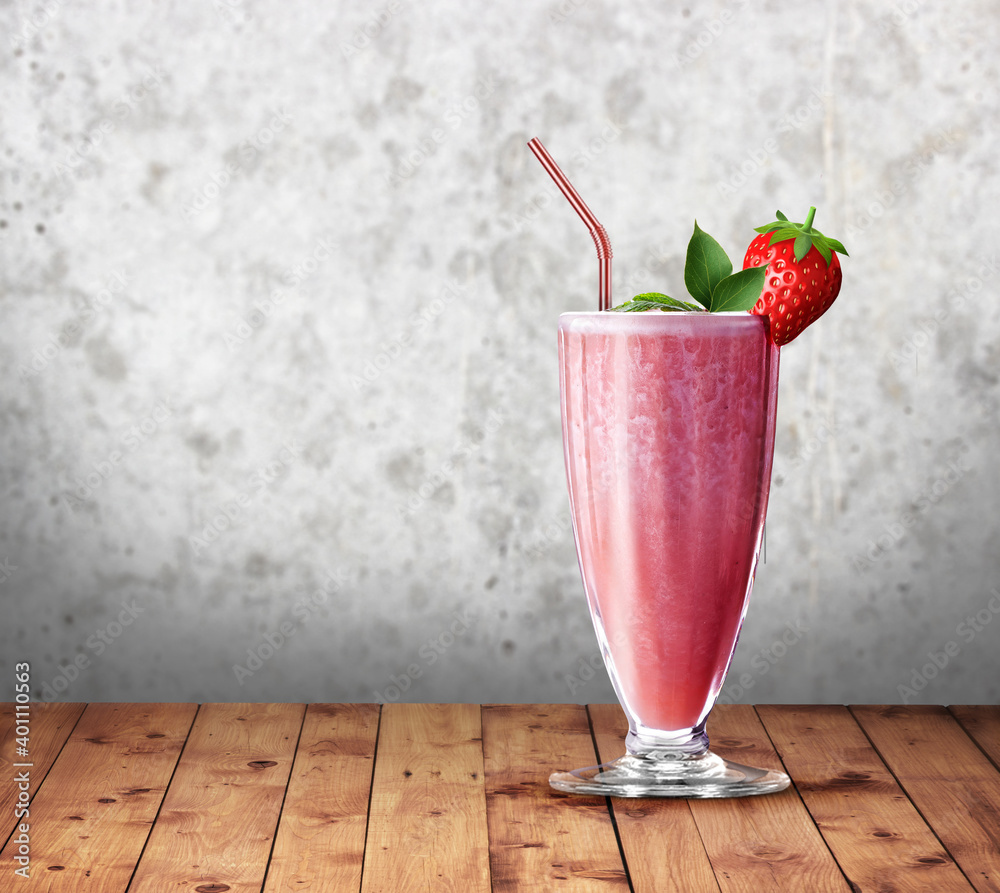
[615,293,705,313]
[754,206,849,265]
[611,221,766,313]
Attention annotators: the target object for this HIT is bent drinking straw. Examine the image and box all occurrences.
[527,137,613,310]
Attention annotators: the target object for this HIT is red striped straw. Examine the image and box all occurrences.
[527,137,613,311]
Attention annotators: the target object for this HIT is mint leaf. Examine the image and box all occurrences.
[709,266,767,312]
[684,222,732,308]
[612,293,705,313]
[633,292,705,311]
[613,299,683,313]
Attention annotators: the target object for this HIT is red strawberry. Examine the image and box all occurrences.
[743,207,847,346]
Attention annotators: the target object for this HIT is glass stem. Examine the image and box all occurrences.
[626,722,710,758]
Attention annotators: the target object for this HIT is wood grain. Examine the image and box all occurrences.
[587,702,720,893]
[949,705,1000,771]
[482,703,628,891]
[362,703,490,893]
[688,704,852,892]
[758,704,972,892]
[0,701,84,844]
[264,703,379,893]
[2,702,997,889]
[128,702,305,893]
[0,702,196,890]
[852,705,1000,893]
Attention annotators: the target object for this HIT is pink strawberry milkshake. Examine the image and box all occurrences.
[559,311,779,740]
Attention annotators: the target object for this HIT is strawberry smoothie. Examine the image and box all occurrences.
[559,311,779,739]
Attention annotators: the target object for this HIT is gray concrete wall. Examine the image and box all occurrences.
[2,0,998,708]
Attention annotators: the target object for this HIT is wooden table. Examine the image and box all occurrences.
[1,703,998,891]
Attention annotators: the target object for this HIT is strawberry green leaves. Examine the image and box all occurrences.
[753,206,849,265]
[610,219,770,314]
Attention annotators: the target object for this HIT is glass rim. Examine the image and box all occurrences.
[558,310,763,319]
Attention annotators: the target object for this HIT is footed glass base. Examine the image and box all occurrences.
[549,749,790,799]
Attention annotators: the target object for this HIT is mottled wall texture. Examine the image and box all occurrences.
[2,0,998,707]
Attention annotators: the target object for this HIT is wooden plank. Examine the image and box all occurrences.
[950,706,1000,771]
[362,703,490,893]
[689,704,852,892]
[852,705,1000,893]
[482,704,628,891]
[263,703,379,893]
[0,701,85,844]
[0,702,196,889]
[128,702,305,893]
[588,702,720,893]
[758,704,972,892]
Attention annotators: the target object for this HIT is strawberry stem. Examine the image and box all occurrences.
[803,206,817,232]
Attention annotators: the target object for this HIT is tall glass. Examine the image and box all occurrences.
[551,311,790,797]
